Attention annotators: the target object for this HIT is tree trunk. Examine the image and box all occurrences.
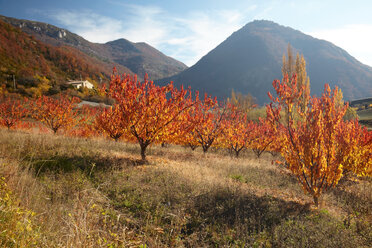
[235,150,240,158]
[189,144,197,151]
[253,149,261,158]
[202,145,209,153]
[313,195,319,208]
[140,143,148,162]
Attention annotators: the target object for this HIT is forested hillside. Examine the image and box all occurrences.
[0,19,125,96]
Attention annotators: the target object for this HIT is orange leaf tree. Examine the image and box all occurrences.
[0,97,27,129]
[267,75,370,206]
[95,104,127,141]
[220,104,255,157]
[31,95,80,134]
[171,94,200,150]
[107,72,194,161]
[249,118,276,158]
[338,120,372,177]
[183,94,227,153]
[69,105,101,138]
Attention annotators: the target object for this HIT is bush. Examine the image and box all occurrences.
[0,176,40,247]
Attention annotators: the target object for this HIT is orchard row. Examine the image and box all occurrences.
[0,72,371,206]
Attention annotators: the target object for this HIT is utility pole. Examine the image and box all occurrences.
[13,74,16,89]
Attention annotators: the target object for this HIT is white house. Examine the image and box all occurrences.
[66,80,94,89]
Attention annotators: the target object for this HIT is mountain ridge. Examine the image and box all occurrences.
[159,20,372,104]
[0,18,121,96]
[0,15,187,80]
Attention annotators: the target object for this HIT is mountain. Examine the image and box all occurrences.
[0,18,125,96]
[0,15,187,80]
[104,39,187,80]
[159,20,372,105]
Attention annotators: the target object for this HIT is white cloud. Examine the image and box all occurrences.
[48,5,256,66]
[52,10,124,43]
[308,24,372,67]
[168,10,248,65]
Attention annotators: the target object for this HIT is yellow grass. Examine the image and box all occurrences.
[0,128,371,247]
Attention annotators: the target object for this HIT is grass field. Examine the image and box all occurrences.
[0,129,371,247]
[357,108,372,130]
[357,108,372,120]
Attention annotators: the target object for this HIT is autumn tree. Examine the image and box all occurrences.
[282,43,310,112]
[227,90,256,113]
[95,104,127,141]
[333,87,359,121]
[219,104,253,157]
[31,95,80,134]
[249,119,277,158]
[107,72,194,161]
[338,120,372,177]
[282,43,295,78]
[69,105,100,138]
[0,97,27,129]
[182,94,227,153]
[267,75,371,207]
[0,84,5,95]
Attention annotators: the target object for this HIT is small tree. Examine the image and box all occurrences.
[68,105,100,138]
[282,44,310,112]
[183,94,227,153]
[95,104,127,141]
[250,119,276,158]
[338,120,372,177]
[107,72,194,161]
[227,90,256,113]
[0,97,27,129]
[220,104,255,157]
[267,75,371,207]
[32,95,80,134]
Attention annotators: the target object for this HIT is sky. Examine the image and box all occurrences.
[1,0,372,67]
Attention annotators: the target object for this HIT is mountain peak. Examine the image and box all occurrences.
[161,20,372,104]
[105,38,139,53]
[0,15,187,80]
[249,19,278,26]
[106,38,131,44]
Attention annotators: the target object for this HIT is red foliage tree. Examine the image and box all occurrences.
[249,119,276,158]
[219,104,255,157]
[31,95,80,134]
[267,75,371,206]
[338,120,372,177]
[182,94,227,153]
[0,97,27,129]
[95,104,127,141]
[107,72,194,161]
[68,105,101,138]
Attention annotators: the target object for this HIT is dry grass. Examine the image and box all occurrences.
[0,128,371,247]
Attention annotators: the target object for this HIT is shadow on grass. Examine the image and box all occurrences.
[329,182,371,216]
[183,187,311,237]
[28,154,146,176]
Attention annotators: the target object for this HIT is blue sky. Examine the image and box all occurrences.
[1,0,372,67]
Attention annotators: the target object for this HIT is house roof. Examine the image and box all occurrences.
[66,80,93,85]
